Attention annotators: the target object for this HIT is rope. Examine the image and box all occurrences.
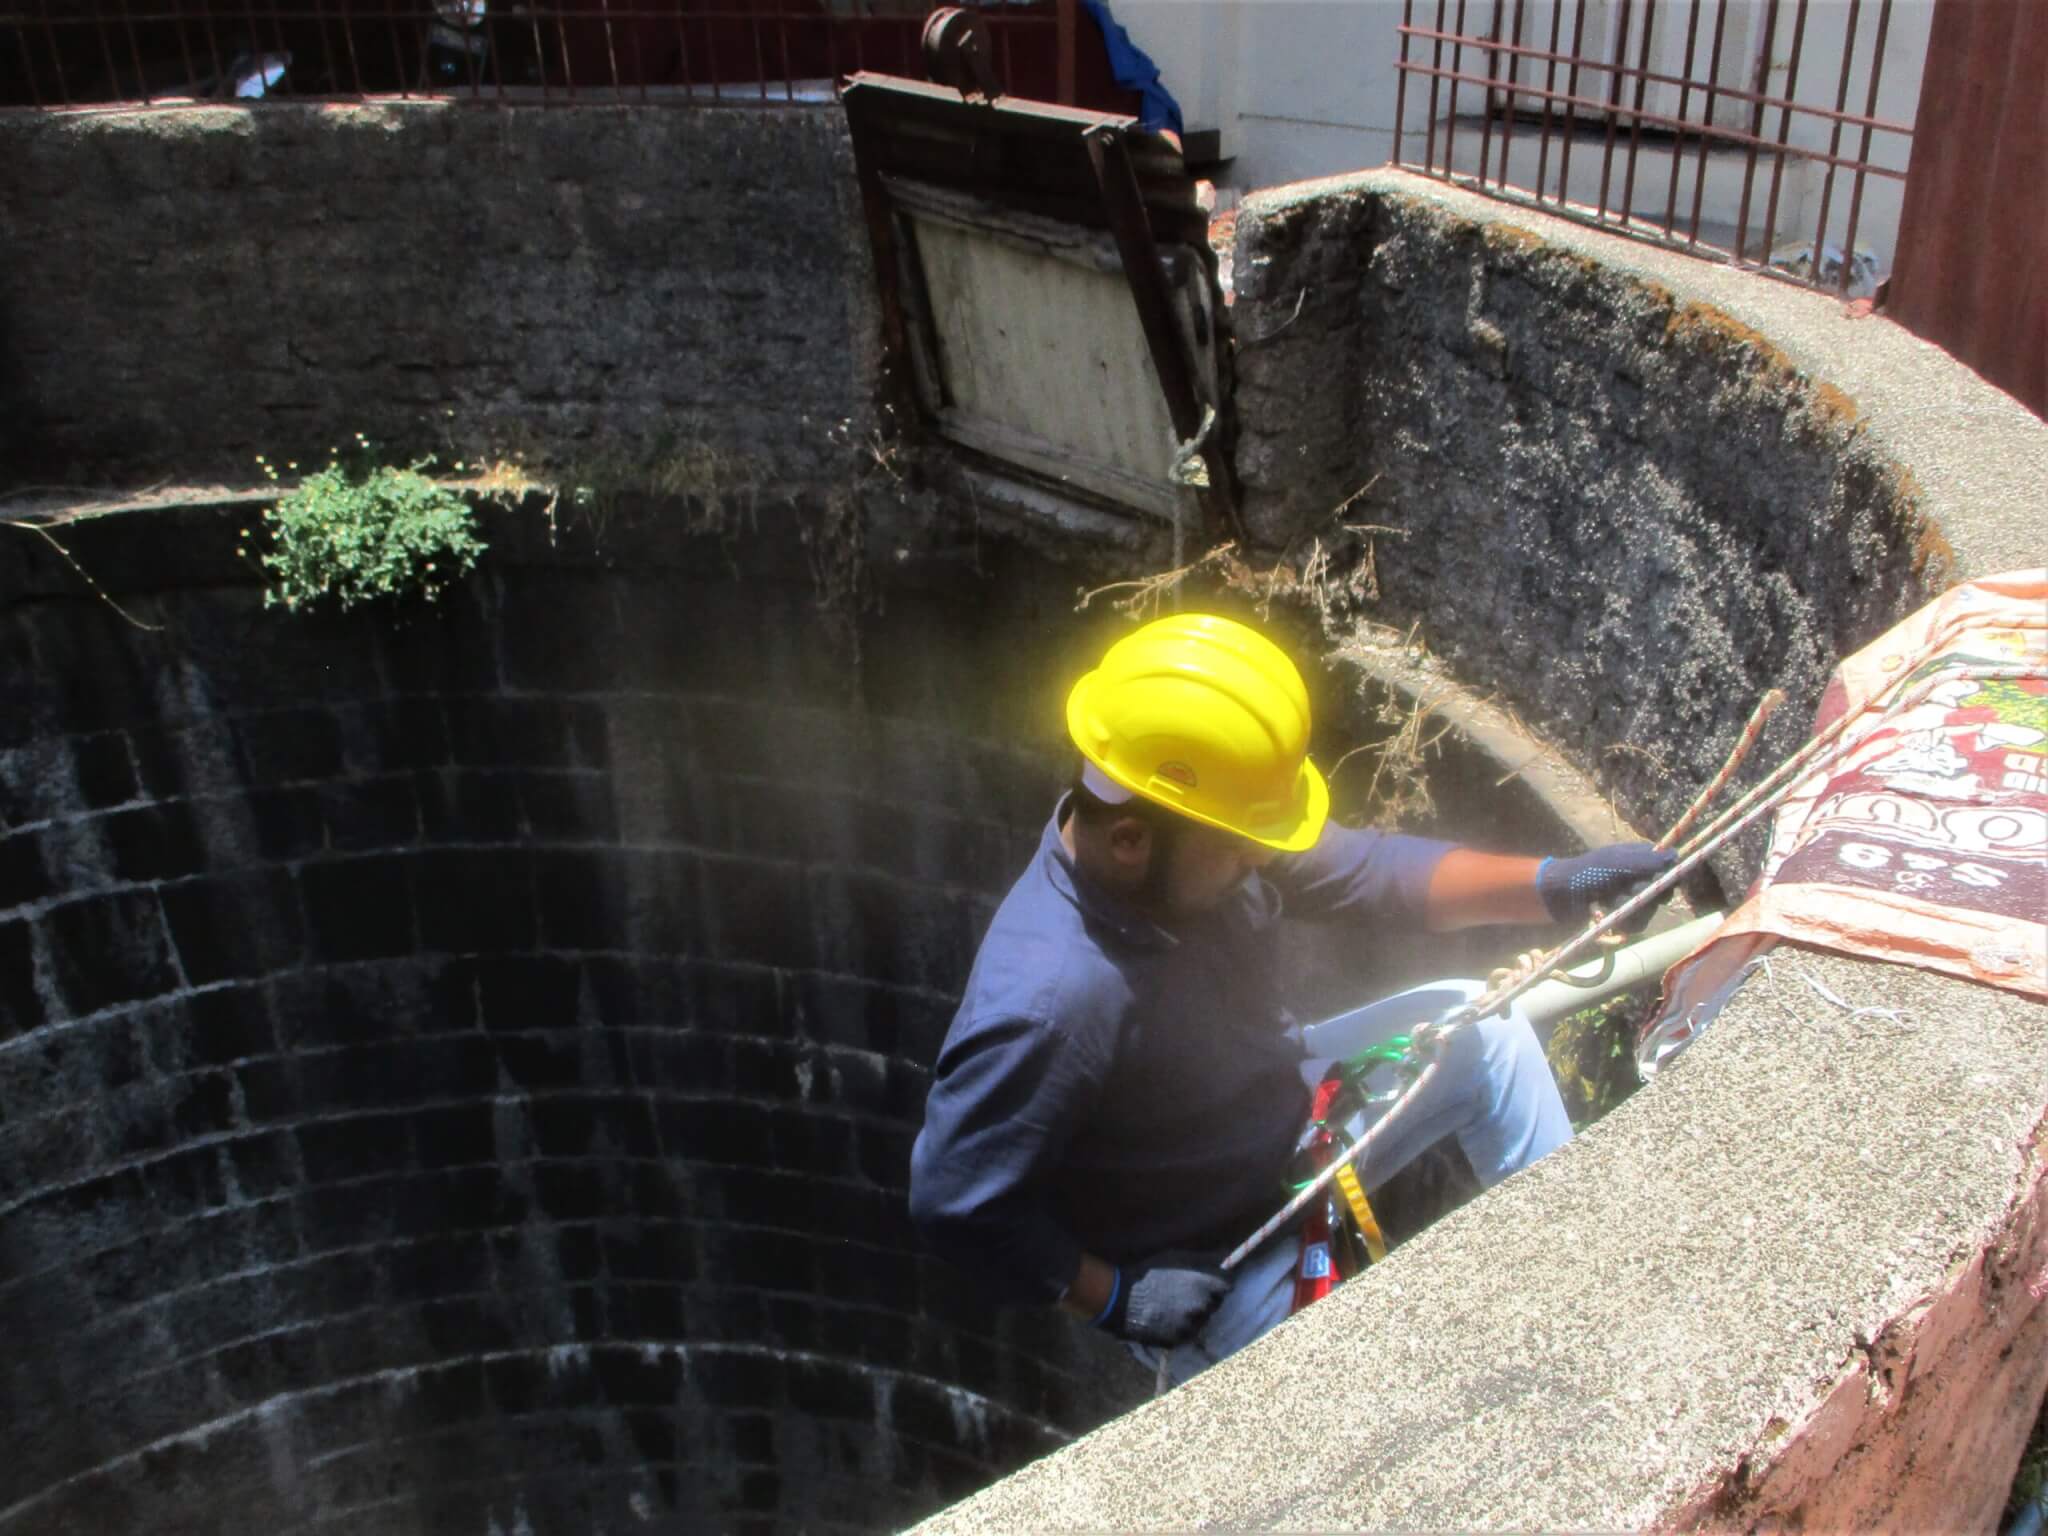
[1221,661,2039,1273]
[1657,688,1786,852]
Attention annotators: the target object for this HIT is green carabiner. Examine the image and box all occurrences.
[1342,1034,1418,1079]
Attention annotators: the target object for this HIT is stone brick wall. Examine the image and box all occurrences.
[1228,179,1954,895]
[0,103,877,491]
[0,500,1144,1534]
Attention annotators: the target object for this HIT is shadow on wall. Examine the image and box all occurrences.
[0,497,1156,1534]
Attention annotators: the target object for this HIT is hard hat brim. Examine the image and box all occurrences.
[1066,671,1331,853]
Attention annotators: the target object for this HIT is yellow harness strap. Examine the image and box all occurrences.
[1334,1161,1388,1264]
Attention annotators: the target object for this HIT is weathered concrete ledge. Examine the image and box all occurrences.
[916,171,2048,1533]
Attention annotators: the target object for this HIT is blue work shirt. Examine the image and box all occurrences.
[908,798,1452,1305]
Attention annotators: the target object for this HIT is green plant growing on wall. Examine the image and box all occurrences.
[254,436,486,613]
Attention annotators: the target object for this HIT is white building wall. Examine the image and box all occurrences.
[1113,0,1931,274]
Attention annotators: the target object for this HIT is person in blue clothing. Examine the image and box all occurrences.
[908,613,1672,1386]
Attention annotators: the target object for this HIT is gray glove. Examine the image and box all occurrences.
[1098,1250,1230,1346]
[1536,842,1674,927]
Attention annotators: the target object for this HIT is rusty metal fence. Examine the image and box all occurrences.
[0,0,1079,110]
[1393,0,1918,296]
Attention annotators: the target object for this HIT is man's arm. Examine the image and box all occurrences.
[1275,825,1674,932]
[1423,849,1546,930]
[908,1013,1100,1306]
[1056,1252,1118,1320]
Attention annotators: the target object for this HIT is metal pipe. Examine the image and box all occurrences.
[1517,911,1728,1027]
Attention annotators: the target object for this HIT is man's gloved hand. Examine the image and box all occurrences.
[1536,842,1675,927]
[1096,1251,1230,1347]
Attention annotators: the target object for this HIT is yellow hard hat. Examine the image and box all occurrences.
[1065,613,1330,852]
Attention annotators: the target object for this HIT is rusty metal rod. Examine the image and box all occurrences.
[1839,0,1894,295]
[1761,0,1813,268]
[1809,0,1863,282]
[1395,22,1913,134]
[1556,0,1590,200]
[1425,0,1448,175]
[1394,60,1909,179]
[1533,0,1563,201]
[1476,0,1501,188]
[1660,0,1706,237]
[1498,0,1528,190]
[1595,0,1633,222]
[1686,0,1734,246]
[1395,0,1416,165]
[1733,0,1782,261]
[1619,0,1657,224]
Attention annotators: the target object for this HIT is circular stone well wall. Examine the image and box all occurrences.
[0,503,1159,1534]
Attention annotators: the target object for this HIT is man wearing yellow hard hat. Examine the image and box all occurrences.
[909,613,1671,1386]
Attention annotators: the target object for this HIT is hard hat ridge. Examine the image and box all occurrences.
[1064,613,1330,852]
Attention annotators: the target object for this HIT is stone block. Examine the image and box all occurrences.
[693,853,811,971]
[659,1100,771,1169]
[411,1097,495,1171]
[767,1108,855,1181]
[232,1058,302,1126]
[296,1112,414,1187]
[475,954,581,1034]
[498,573,621,694]
[231,709,346,787]
[44,890,182,1016]
[101,804,207,885]
[518,770,617,843]
[314,777,421,853]
[160,869,307,984]
[351,697,449,775]
[689,1347,784,1413]
[245,787,325,862]
[414,767,523,843]
[444,697,580,771]
[72,732,141,811]
[222,1132,301,1202]
[0,831,51,916]
[414,848,535,954]
[181,986,276,1068]
[299,857,414,965]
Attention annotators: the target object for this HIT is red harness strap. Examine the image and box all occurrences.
[1290,1075,1347,1315]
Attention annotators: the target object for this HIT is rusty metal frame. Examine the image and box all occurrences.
[0,1,1075,112]
[1393,0,1915,297]
[841,70,1239,540]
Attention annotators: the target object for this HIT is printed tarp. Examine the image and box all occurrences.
[1640,570,2047,1075]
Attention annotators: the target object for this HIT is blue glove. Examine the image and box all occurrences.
[1096,1251,1230,1346]
[1536,843,1675,926]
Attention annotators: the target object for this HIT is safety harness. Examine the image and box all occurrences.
[1287,1039,1413,1314]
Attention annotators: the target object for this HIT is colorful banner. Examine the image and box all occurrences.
[1640,570,2047,1075]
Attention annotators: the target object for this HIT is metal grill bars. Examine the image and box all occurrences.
[2,2,1068,112]
[1393,0,1915,296]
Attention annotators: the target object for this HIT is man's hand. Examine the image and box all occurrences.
[1536,843,1675,926]
[1098,1251,1230,1346]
